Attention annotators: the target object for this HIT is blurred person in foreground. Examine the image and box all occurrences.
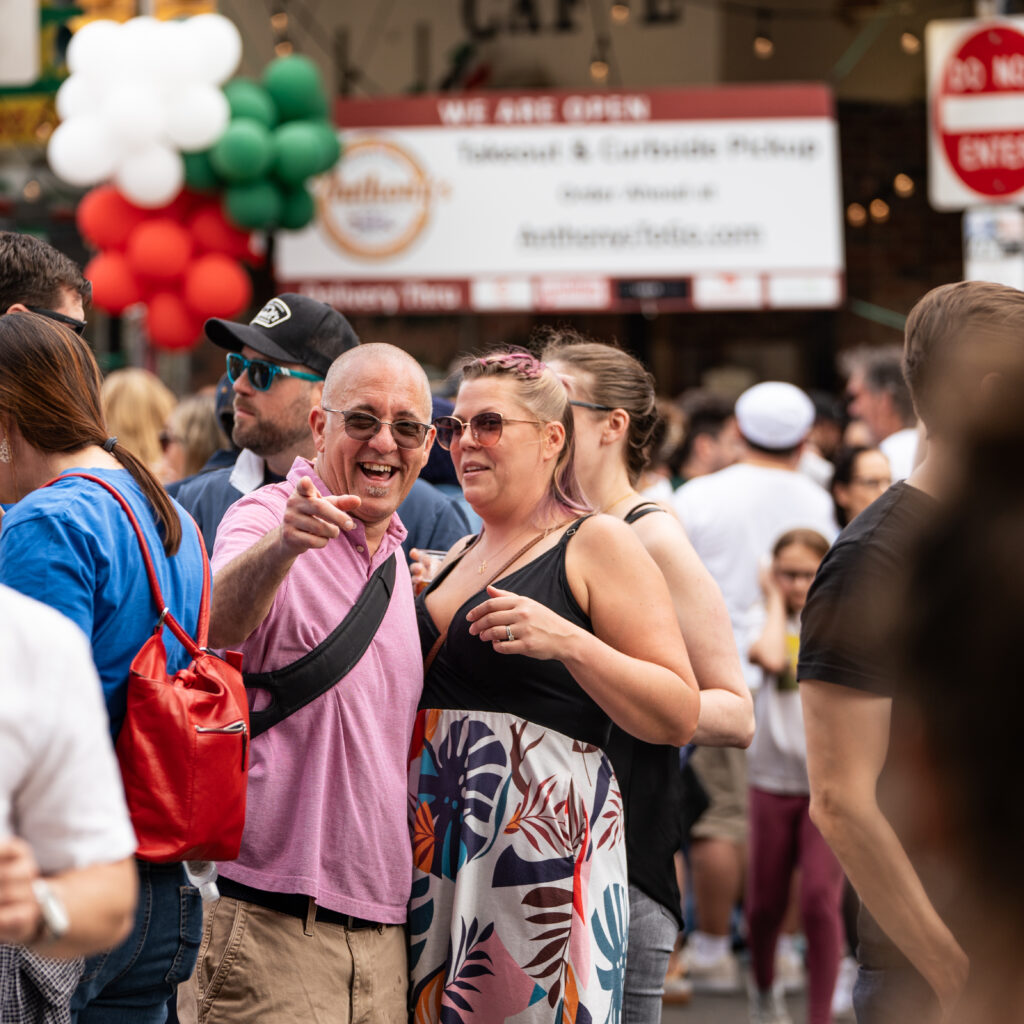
[410,350,700,1021]
[543,335,753,1022]
[842,346,919,481]
[0,312,207,1023]
[887,361,1024,1024]
[1,585,137,1023]
[798,280,1024,1023]
[671,382,836,993]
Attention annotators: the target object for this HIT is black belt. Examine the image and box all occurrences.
[217,876,386,931]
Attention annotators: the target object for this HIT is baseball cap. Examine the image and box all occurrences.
[204,293,359,378]
[735,381,815,450]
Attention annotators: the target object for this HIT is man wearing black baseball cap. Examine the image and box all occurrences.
[175,294,359,553]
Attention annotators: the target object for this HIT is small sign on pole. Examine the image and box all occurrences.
[963,206,1024,289]
[927,17,1024,210]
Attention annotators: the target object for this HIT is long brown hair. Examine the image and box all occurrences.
[0,313,182,555]
[453,348,590,518]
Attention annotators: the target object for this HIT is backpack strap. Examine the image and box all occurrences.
[624,501,667,525]
[243,553,397,737]
[44,472,208,657]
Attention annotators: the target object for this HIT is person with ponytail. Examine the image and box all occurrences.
[543,331,754,1021]
[0,312,206,1023]
[409,348,700,1022]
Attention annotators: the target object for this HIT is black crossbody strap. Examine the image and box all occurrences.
[244,553,397,737]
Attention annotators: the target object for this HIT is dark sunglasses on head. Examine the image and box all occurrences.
[26,306,87,336]
[569,399,615,412]
[321,406,431,450]
[433,412,541,451]
[158,430,180,453]
[225,352,323,392]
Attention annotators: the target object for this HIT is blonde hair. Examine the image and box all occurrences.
[101,368,177,474]
[166,393,225,478]
[454,348,590,517]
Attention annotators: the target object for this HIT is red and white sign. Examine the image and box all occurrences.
[928,17,1024,210]
[277,84,844,314]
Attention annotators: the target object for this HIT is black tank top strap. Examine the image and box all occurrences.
[624,501,666,525]
[559,513,596,544]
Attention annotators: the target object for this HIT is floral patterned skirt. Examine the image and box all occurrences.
[407,708,628,1024]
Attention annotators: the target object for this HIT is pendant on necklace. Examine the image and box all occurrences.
[477,559,487,575]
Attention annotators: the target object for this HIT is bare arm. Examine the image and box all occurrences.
[635,513,754,748]
[801,681,968,1012]
[209,477,360,649]
[0,839,136,958]
[468,516,700,745]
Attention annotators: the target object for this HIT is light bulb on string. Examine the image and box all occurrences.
[900,30,921,55]
[893,173,915,198]
[611,1,630,24]
[847,203,867,228]
[270,11,288,32]
[590,36,610,82]
[870,198,891,223]
[754,10,774,59]
[274,40,294,57]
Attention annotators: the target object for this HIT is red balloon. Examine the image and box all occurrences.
[147,189,201,221]
[76,186,148,251]
[84,252,144,314]
[188,204,251,258]
[183,254,252,319]
[146,292,203,351]
[126,219,193,280]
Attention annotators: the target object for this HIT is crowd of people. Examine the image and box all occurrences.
[0,227,1022,1024]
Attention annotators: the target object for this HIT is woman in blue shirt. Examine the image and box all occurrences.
[0,312,206,1024]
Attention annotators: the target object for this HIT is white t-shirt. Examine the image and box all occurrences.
[673,462,837,691]
[747,615,809,795]
[880,427,919,482]
[0,585,136,873]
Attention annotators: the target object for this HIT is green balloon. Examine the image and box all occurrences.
[223,78,277,129]
[271,121,326,185]
[183,149,220,192]
[279,186,315,231]
[263,54,328,123]
[210,118,273,183]
[308,121,342,174]
[224,180,283,230]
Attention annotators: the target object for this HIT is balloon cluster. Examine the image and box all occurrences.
[50,14,241,208]
[78,186,254,351]
[182,55,340,232]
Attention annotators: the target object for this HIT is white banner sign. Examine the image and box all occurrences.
[277,85,844,313]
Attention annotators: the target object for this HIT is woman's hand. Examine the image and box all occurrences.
[466,585,582,659]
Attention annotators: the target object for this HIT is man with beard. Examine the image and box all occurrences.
[175,294,467,555]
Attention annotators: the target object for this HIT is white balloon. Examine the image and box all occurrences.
[66,20,121,77]
[48,116,121,187]
[115,143,184,207]
[55,74,102,121]
[185,14,242,86]
[163,84,229,152]
[102,84,165,151]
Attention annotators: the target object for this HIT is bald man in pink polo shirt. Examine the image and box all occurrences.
[180,344,436,1024]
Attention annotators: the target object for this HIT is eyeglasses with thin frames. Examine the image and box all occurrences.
[226,352,324,392]
[321,406,432,450]
[433,412,541,451]
[26,306,87,336]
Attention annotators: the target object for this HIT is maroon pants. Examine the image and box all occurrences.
[746,787,845,1024]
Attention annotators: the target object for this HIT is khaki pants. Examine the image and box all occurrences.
[177,896,408,1024]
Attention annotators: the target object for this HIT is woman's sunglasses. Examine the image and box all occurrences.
[225,352,323,392]
[321,407,432,450]
[433,412,540,451]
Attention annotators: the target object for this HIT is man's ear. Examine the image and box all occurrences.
[309,405,327,453]
[5,303,29,315]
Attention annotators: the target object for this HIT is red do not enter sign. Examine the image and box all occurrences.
[936,23,1024,198]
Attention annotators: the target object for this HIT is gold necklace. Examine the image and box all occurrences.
[474,527,538,575]
[600,489,639,516]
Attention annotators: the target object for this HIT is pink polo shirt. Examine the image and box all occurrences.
[211,458,422,923]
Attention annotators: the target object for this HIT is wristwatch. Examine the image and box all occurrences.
[30,879,70,943]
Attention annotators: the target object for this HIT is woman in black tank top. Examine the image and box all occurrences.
[543,335,754,1022]
[408,350,699,1024]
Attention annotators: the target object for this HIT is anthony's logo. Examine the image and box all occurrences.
[318,138,449,260]
[251,298,292,328]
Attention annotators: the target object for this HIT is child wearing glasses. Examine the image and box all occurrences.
[745,528,842,1024]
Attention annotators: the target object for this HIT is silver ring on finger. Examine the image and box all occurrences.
[505,624,515,643]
